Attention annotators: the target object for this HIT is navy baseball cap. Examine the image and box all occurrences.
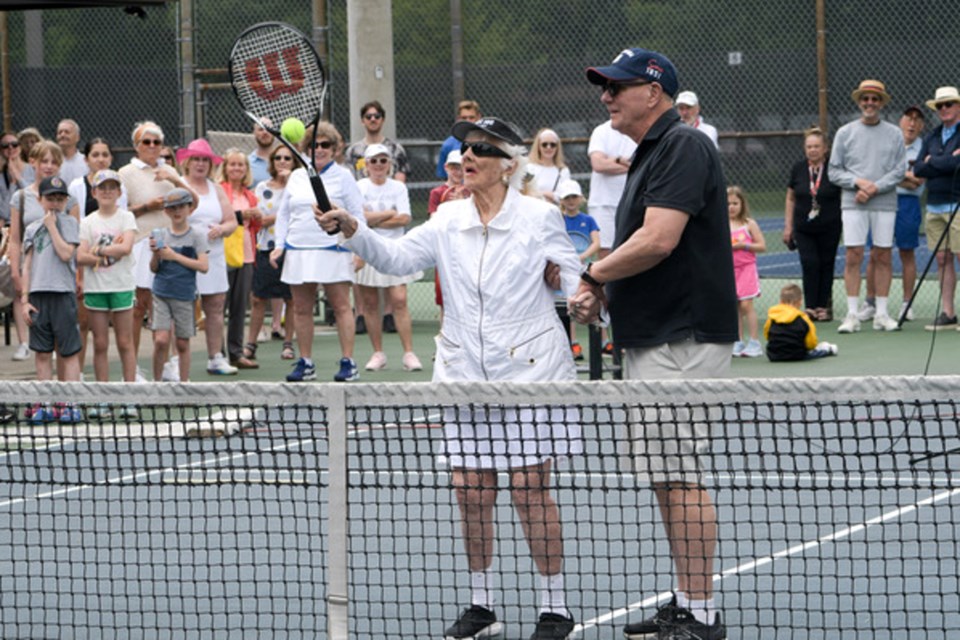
[451,117,524,146]
[39,176,69,197]
[586,48,679,98]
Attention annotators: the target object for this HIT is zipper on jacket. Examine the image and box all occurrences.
[476,227,490,380]
[508,327,553,358]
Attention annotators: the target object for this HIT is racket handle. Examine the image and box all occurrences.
[310,175,339,235]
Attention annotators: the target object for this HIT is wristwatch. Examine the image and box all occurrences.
[580,263,602,287]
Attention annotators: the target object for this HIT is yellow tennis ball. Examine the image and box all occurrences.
[280,118,306,144]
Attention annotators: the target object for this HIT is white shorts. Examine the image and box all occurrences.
[588,204,618,249]
[133,238,155,290]
[621,339,731,485]
[842,208,895,248]
[355,263,423,288]
[281,248,354,285]
[197,247,229,296]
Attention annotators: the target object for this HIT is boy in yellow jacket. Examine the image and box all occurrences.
[764,284,838,361]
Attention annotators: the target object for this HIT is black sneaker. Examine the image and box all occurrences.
[444,605,502,639]
[657,608,726,640]
[530,612,575,639]
[382,312,397,333]
[925,311,958,331]
[623,595,683,639]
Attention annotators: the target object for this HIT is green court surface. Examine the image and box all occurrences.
[108,276,959,384]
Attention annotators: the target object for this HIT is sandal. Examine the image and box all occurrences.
[281,341,296,360]
[243,342,258,360]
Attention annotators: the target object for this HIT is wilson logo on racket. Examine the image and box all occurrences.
[244,46,305,101]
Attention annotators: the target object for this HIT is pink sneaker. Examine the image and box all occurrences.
[364,351,388,371]
[402,352,423,371]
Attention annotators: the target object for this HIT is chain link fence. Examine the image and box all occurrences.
[3,0,959,321]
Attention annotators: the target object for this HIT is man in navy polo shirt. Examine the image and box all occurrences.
[571,48,735,640]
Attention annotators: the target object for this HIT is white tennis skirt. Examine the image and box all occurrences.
[281,248,354,285]
[355,263,423,288]
[197,248,228,296]
[132,238,155,290]
[440,404,582,470]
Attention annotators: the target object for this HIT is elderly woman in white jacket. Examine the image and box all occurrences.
[319,117,594,640]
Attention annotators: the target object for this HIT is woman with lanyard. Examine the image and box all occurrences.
[67,137,129,375]
[177,139,238,376]
[8,140,77,364]
[270,122,364,383]
[526,128,571,204]
[118,121,194,381]
[783,126,842,321]
[318,116,589,640]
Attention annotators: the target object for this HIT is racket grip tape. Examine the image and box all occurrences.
[310,175,339,235]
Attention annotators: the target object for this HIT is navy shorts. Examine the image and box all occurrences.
[252,250,291,300]
[28,291,82,356]
[894,194,922,250]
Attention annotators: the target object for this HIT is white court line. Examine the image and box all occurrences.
[0,437,317,510]
[575,485,960,632]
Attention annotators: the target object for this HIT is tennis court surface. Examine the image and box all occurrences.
[1,377,957,639]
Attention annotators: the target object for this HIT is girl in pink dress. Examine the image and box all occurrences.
[728,186,766,357]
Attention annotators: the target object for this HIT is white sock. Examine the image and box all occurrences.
[876,297,889,317]
[685,597,717,626]
[471,570,494,609]
[303,357,313,366]
[675,590,689,610]
[847,296,860,316]
[539,573,569,617]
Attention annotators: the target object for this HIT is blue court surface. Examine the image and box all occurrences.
[755,217,936,279]
[0,399,957,639]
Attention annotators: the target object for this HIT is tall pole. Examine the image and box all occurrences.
[178,0,196,144]
[312,0,331,121]
[450,0,465,114]
[816,0,829,134]
[0,12,11,132]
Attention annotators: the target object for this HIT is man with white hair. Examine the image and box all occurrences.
[57,119,87,185]
[675,91,719,148]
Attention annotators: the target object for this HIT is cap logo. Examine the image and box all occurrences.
[476,118,495,127]
[646,59,664,79]
[613,49,636,64]
[51,178,63,188]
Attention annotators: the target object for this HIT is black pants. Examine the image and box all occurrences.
[226,263,253,361]
[794,224,841,310]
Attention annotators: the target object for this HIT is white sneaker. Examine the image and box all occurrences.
[856,302,876,321]
[732,340,745,357]
[257,327,271,343]
[161,356,181,382]
[741,339,763,358]
[364,351,388,371]
[873,313,900,332]
[12,343,30,361]
[837,314,861,333]
[815,341,839,356]
[898,302,915,322]
[206,352,238,376]
[402,352,423,371]
[135,366,148,383]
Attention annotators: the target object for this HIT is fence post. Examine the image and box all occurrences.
[177,0,196,144]
[816,0,829,135]
[326,385,349,639]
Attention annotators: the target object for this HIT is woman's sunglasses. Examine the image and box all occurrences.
[0,141,20,150]
[461,141,511,160]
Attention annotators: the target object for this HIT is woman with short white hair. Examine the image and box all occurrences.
[319,117,592,640]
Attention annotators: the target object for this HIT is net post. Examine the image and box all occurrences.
[325,385,349,639]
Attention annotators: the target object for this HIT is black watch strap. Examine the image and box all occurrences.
[580,264,602,287]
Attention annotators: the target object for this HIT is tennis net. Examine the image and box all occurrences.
[0,376,957,639]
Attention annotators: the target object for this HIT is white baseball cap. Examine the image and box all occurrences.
[557,179,583,200]
[363,143,391,160]
[445,149,463,166]
[676,91,699,107]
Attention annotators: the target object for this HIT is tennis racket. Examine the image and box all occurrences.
[568,230,594,263]
[229,22,334,217]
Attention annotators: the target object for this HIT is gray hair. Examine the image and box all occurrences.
[131,120,164,146]
[497,141,528,191]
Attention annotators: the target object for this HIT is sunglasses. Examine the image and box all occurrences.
[364,113,384,121]
[603,80,651,98]
[937,101,959,110]
[859,95,882,104]
[316,140,335,150]
[540,141,558,149]
[367,157,390,165]
[273,154,294,162]
[461,141,512,160]
[140,139,163,146]
[0,141,20,149]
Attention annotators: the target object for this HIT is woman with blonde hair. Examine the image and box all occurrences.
[527,128,570,203]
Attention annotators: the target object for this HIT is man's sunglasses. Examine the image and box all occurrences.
[461,141,511,160]
[603,80,651,98]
